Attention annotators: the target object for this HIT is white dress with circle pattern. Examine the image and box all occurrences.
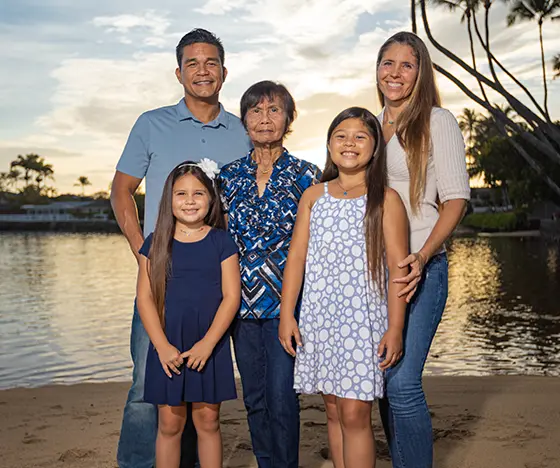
[293,182,388,401]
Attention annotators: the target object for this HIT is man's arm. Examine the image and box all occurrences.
[110,171,144,263]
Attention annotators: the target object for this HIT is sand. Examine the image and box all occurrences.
[1,376,559,468]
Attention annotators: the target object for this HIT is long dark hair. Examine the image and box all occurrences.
[149,161,225,325]
[322,107,387,294]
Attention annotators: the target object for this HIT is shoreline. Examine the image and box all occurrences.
[0,224,544,238]
[0,220,122,233]
[452,225,542,238]
[1,376,559,468]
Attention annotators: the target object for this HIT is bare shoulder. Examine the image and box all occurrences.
[383,188,407,220]
[301,182,325,209]
[384,187,404,207]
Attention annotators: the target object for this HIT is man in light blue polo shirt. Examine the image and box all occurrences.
[111,28,251,468]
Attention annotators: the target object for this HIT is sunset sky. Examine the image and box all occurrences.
[1,0,559,194]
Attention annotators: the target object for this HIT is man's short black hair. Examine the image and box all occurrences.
[240,81,297,136]
[176,28,225,68]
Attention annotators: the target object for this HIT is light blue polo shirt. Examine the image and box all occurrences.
[116,99,252,235]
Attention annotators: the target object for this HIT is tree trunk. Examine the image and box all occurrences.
[466,12,489,103]
[472,9,547,122]
[434,62,560,197]
[411,0,417,33]
[538,20,550,119]
[418,0,560,165]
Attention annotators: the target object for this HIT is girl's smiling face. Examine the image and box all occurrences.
[172,173,211,226]
[328,118,376,172]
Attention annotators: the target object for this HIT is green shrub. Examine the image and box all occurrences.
[461,211,528,232]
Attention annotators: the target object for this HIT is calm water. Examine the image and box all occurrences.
[0,232,558,390]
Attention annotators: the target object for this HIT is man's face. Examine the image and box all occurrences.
[175,43,227,101]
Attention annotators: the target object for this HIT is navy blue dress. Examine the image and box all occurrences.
[140,228,238,406]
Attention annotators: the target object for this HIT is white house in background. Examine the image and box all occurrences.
[0,200,111,222]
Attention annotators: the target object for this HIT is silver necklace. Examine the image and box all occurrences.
[179,226,205,237]
[336,179,365,196]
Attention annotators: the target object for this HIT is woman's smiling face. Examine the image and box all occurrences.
[377,43,419,106]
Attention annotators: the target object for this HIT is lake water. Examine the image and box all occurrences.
[0,232,558,390]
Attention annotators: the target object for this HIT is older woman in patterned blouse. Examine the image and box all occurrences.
[219,81,320,468]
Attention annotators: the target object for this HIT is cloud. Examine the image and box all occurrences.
[92,10,172,48]
[37,52,180,138]
[2,0,559,194]
[194,0,249,15]
[245,0,394,46]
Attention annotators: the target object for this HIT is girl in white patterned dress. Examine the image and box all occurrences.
[279,107,409,468]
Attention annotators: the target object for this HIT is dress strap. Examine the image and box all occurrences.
[324,182,328,194]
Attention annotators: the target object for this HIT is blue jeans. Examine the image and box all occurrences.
[117,303,199,468]
[233,319,300,468]
[379,253,448,468]
[117,304,157,468]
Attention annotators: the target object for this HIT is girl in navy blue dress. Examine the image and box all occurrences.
[136,159,241,468]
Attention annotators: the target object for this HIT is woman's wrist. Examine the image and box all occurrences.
[417,249,429,265]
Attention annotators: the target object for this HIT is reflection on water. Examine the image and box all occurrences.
[429,236,559,376]
[0,233,137,390]
[0,233,559,389]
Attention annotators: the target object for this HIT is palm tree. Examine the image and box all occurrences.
[553,53,560,78]
[74,176,92,196]
[505,0,560,119]
[416,0,560,197]
[458,108,481,150]
[0,172,9,192]
[10,154,54,191]
[11,154,34,189]
[35,164,54,192]
[7,168,21,190]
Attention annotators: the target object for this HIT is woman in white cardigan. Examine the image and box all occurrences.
[375,32,470,468]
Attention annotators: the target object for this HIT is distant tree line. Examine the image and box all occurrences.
[0,153,103,204]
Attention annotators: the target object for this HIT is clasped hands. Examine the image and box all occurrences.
[394,251,427,303]
[156,339,214,378]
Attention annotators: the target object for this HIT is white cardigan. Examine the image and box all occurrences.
[378,107,471,253]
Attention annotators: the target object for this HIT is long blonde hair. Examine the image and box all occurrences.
[376,31,441,213]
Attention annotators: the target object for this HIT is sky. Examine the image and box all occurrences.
[1,0,559,194]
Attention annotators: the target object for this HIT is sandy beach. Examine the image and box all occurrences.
[1,376,559,468]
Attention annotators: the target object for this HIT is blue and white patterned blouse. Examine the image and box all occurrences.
[219,149,321,319]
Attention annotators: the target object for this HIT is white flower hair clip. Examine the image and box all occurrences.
[183,158,220,180]
[197,158,220,180]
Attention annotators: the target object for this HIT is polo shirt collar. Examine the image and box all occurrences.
[175,99,230,129]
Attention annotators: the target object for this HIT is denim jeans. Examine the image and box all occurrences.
[233,318,300,468]
[379,253,448,468]
[117,303,199,468]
